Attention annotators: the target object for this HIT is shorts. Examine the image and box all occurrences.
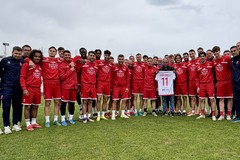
[81,84,97,100]
[189,81,198,96]
[96,81,111,96]
[132,81,144,95]
[43,82,61,100]
[61,89,77,102]
[199,83,215,99]
[112,86,128,100]
[143,89,157,100]
[22,87,41,105]
[175,83,188,96]
[216,80,233,98]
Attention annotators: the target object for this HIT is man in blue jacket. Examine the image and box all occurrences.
[0,46,23,134]
[230,45,240,122]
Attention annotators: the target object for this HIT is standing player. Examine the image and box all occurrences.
[42,47,62,127]
[20,50,43,131]
[0,46,23,134]
[173,54,188,115]
[187,49,199,116]
[132,53,145,116]
[59,50,78,126]
[183,52,189,63]
[57,47,65,59]
[212,46,232,120]
[111,54,129,120]
[143,57,158,117]
[78,51,98,123]
[124,59,133,116]
[96,50,112,121]
[196,52,217,121]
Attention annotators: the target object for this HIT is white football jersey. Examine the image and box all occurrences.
[155,71,176,96]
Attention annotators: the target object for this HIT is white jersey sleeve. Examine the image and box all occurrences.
[156,71,175,96]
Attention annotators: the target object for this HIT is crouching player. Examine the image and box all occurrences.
[20,50,43,131]
[59,50,78,126]
[143,57,158,116]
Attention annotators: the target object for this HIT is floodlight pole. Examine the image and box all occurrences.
[3,43,9,57]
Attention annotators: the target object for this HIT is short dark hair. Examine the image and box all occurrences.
[230,46,237,50]
[49,46,57,51]
[136,53,141,56]
[148,57,153,60]
[63,50,71,54]
[199,52,206,57]
[79,48,87,53]
[183,52,189,56]
[109,56,114,59]
[212,46,220,53]
[118,54,124,58]
[58,47,64,51]
[22,44,31,50]
[174,53,182,61]
[206,49,212,52]
[153,56,158,59]
[29,49,43,62]
[95,49,102,54]
[143,55,148,59]
[12,46,22,53]
[189,49,195,53]
[88,51,95,55]
[197,47,203,51]
[104,50,111,56]
[223,50,230,53]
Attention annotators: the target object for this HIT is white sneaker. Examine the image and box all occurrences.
[12,124,22,131]
[111,115,116,120]
[152,112,158,117]
[218,116,224,121]
[212,116,216,121]
[0,129,3,135]
[4,126,12,134]
[226,116,231,121]
[121,113,129,119]
[143,112,147,117]
[196,115,205,119]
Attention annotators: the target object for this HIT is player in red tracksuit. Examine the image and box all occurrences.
[59,50,78,126]
[196,52,217,121]
[212,46,233,121]
[132,53,145,116]
[173,54,188,115]
[95,50,112,121]
[20,50,43,131]
[78,51,98,123]
[142,57,158,117]
[111,54,129,120]
[124,59,133,117]
[187,49,200,116]
[42,46,62,127]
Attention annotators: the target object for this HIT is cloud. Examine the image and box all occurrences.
[148,0,180,6]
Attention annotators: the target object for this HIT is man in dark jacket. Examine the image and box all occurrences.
[0,46,23,134]
[230,46,240,122]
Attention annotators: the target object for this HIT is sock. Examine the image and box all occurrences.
[112,110,116,117]
[45,116,50,123]
[152,109,156,113]
[178,110,181,113]
[201,109,205,115]
[31,118,36,124]
[127,110,130,113]
[227,111,231,116]
[139,109,142,112]
[102,111,105,116]
[121,110,125,115]
[83,114,87,119]
[183,110,186,113]
[220,111,224,116]
[134,109,137,113]
[69,114,73,120]
[61,116,65,122]
[54,115,58,122]
[88,114,91,119]
[212,110,216,116]
[25,119,31,127]
[97,111,100,117]
[192,110,195,113]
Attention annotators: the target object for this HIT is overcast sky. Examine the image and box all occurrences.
[0,0,239,58]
